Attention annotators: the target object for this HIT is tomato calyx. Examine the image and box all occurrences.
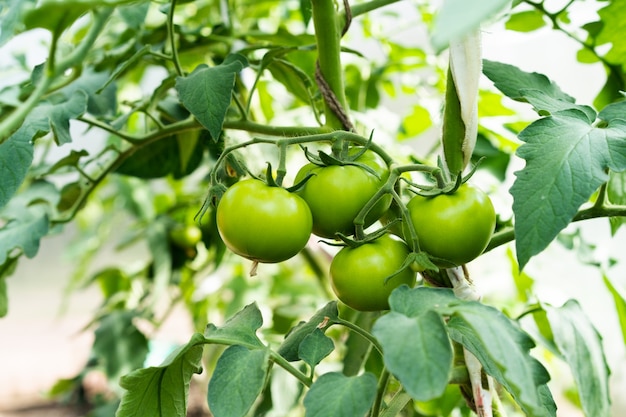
[331,221,399,249]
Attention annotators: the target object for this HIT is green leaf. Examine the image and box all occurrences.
[520,89,596,122]
[0,0,36,46]
[278,301,338,361]
[298,328,334,369]
[204,303,265,349]
[545,300,611,417]
[607,170,626,234]
[483,60,574,103]
[388,286,459,317]
[207,345,270,417]
[0,129,34,209]
[23,0,134,32]
[511,112,626,269]
[596,1,626,70]
[93,311,150,380]
[116,333,205,417]
[431,0,510,53]
[118,0,150,30]
[299,0,312,26]
[176,54,248,139]
[56,69,117,117]
[302,372,377,417]
[388,287,555,417]
[447,308,555,417]
[604,275,626,346]
[116,133,205,179]
[0,206,49,265]
[598,100,626,123]
[505,10,547,32]
[267,57,313,104]
[372,310,452,401]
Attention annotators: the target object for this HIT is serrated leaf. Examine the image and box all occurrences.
[447,306,555,417]
[389,285,460,317]
[302,372,377,417]
[0,0,36,46]
[116,333,205,417]
[519,89,596,122]
[23,0,135,32]
[45,91,89,145]
[56,69,117,117]
[116,133,204,179]
[505,10,546,32]
[298,328,334,369]
[372,310,452,401]
[511,112,626,269]
[604,275,626,346]
[118,0,150,30]
[0,207,49,265]
[278,301,338,361]
[93,311,149,380]
[388,287,555,417]
[0,129,34,209]
[598,100,626,123]
[430,0,509,53]
[596,1,626,70]
[483,60,575,103]
[207,345,269,417]
[204,303,265,348]
[176,55,248,139]
[48,149,89,174]
[545,300,611,417]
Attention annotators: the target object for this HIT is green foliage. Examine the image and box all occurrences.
[544,300,611,417]
[2,0,626,416]
[207,346,270,417]
[116,333,204,417]
[302,372,377,417]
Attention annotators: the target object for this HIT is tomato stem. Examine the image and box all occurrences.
[333,316,384,354]
[369,368,391,417]
[311,0,351,130]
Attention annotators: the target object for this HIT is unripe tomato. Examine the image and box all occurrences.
[406,184,496,266]
[330,235,416,311]
[216,179,312,263]
[295,150,392,239]
[169,224,203,248]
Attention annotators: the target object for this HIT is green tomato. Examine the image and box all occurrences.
[216,179,312,263]
[169,224,203,248]
[330,235,416,311]
[406,184,496,266]
[295,150,392,239]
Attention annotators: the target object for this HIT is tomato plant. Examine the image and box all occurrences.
[329,234,416,311]
[294,149,392,238]
[406,184,496,266]
[1,1,626,417]
[216,179,312,263]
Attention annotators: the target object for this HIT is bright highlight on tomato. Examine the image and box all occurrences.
[216,179,312,263]
[330,235,416,311]
[294,150,392,239]
[406,184,496,266]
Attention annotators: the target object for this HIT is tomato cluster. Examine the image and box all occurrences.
[214,146,496,312]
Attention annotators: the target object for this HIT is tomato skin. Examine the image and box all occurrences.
[216,179,312,263]
[330,235,416,311]
[406,184,496,266]
[295,150,392,239]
